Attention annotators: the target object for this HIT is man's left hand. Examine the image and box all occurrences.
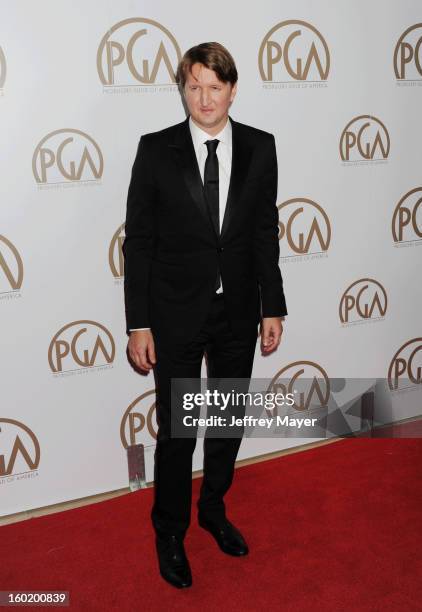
[260,317,284,354]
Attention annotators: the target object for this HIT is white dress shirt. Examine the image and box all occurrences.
[130,116,232,331]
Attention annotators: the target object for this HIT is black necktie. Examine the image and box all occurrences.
[204,139,221,291]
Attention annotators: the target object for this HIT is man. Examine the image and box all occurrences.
[123,42,287,589]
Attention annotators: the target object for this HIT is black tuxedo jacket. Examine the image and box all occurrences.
[123,115,287,347]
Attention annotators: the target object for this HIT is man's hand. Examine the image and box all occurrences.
[260,317,284,354]
[127,330,156,372]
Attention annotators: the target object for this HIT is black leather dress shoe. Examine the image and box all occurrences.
[198,517,249,556]
[155,533,192,588]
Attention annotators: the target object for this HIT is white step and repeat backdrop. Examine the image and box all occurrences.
[1,1,421,516]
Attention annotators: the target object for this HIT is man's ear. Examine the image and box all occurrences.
[230,82,238,103]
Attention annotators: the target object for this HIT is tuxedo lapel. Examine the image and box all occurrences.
[168,117,217,240]
[168,115,254,242]
[220,117,253,239]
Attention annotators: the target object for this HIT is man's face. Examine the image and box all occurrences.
[183,63,237,134]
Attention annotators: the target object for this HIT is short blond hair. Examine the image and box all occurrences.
[176,42,238,88]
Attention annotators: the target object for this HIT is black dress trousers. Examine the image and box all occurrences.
[151,292,258,538]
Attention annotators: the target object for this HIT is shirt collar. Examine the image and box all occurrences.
[189,116,232,150]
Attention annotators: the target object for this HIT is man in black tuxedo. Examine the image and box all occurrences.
[123,42,287,588]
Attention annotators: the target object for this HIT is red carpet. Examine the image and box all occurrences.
[1,438,422,611]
